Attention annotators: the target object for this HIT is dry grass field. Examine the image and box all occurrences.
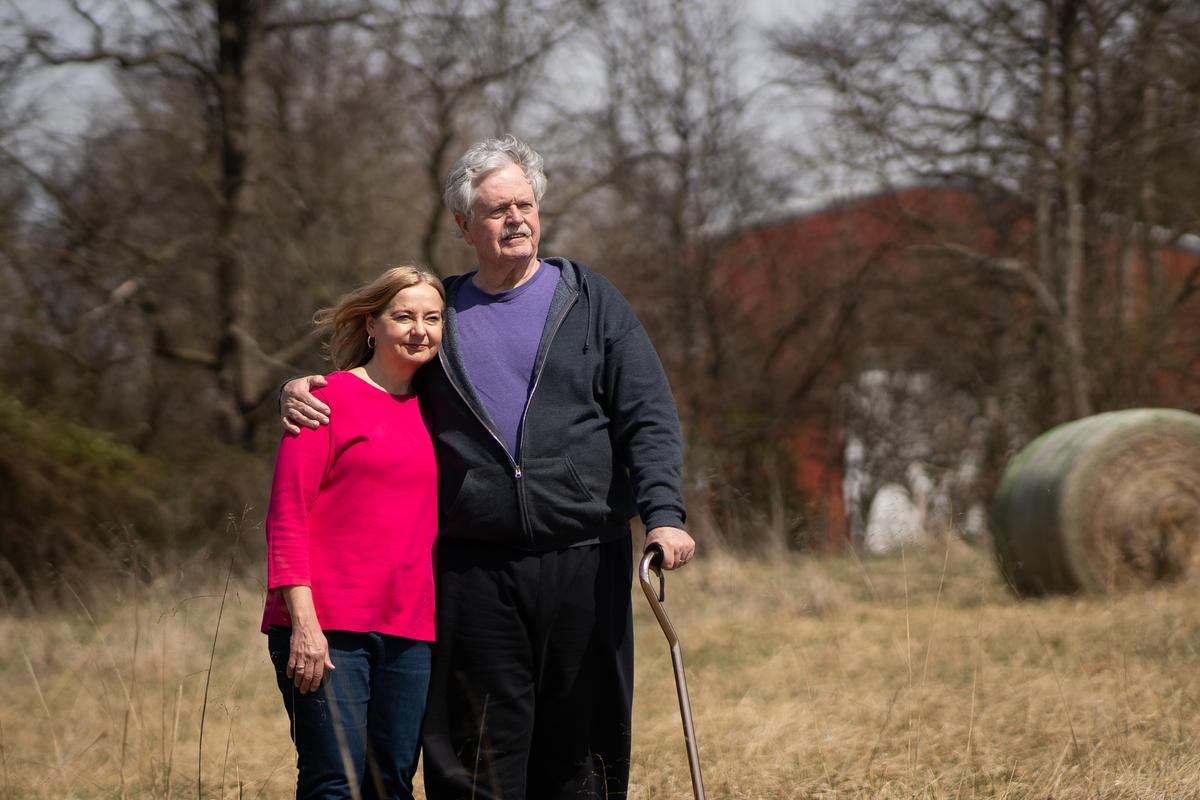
[3,537,1200,799]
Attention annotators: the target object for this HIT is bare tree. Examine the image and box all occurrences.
[6,0,587,446]
[758,0,1200,548]
[368,0,591,277]
[566,0,818,536]
[774,0,1200,431]
[9,0,381,445]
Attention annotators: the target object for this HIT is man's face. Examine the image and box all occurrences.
[456,162,541,272]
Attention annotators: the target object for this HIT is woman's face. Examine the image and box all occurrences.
[367,283,444,369]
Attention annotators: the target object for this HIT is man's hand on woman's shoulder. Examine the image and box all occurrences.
[281,375,331,434]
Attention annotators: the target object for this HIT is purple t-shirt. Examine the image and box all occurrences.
[454,261,558,458]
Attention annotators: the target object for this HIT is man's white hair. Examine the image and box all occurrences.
[443,134,547,221]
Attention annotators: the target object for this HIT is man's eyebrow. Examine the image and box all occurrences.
[485,198,533,213]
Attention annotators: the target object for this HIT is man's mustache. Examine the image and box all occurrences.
[502,224,532,239]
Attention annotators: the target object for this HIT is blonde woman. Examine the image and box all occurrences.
[262,266,444,800]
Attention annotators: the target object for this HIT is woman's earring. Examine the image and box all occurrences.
[367,334,376,349]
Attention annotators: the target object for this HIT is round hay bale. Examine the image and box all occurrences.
[991,408,1200,595]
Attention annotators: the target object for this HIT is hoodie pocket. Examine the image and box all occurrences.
[523,456,613,538]
[443,463,521,539]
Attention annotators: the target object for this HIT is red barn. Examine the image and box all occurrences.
[714,185,1200,548]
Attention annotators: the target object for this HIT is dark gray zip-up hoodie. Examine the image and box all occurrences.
[417,257,686,551]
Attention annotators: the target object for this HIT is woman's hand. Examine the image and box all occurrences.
[287,621,335,694]
[279,585,335,693]
[281,375,331,434]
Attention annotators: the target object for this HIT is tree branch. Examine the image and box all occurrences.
[24,31,210,79]
[262,4,374,34]
[907,241,1062,319]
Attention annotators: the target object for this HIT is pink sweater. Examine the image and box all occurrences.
[261,371,438,641]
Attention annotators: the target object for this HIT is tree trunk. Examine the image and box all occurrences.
[1034,0,1062,425]
[1136,1,1167,318]
[214,0,265,446]
[1057,0,1093,419]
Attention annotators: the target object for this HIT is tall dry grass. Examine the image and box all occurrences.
[3,537,1200,798]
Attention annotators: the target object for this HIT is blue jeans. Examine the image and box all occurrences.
[268,627,432,800]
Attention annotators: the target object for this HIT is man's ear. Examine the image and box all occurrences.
[454,212,472,244]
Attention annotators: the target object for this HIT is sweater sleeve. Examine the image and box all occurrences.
[265,391,332,588]
[603,303,688,533]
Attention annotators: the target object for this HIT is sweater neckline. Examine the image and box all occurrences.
[335,370,417,400]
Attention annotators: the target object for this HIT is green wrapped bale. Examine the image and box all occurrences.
[991,408,1200,595]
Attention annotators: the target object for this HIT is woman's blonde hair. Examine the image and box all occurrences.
[314,266,446,370]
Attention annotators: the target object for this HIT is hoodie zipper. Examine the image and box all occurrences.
[439,281,582,544]
[513,291,579,540]
[437,349,516,473]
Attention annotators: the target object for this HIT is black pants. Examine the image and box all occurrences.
[421,535,635,800]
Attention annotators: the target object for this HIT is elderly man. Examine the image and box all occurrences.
[281,135,694,799]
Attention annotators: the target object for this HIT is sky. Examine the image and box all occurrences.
[747,0,834,26]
